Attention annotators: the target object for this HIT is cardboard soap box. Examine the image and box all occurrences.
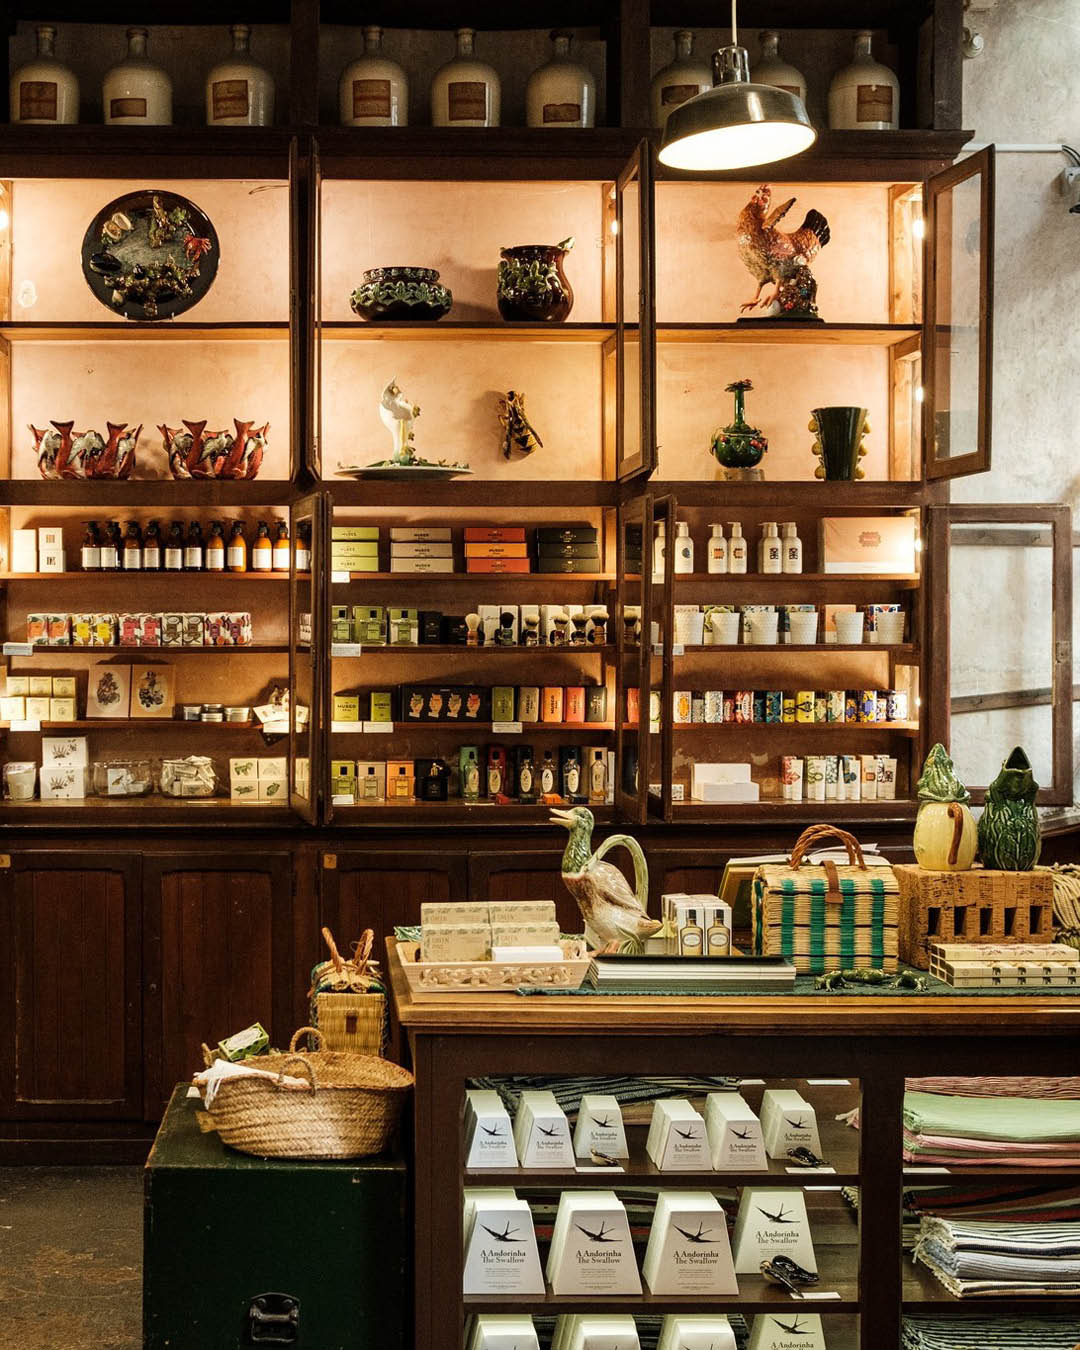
[820,516,917,574]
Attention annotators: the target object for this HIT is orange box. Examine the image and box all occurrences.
[463,542,529,558]
[542,686,564,723]
[464,526,526,542]
[564,686,586,723]
[465,557,532,573]
[820,516,917,574]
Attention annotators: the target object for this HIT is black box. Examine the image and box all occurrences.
[537,541,601,559]
[442,616,469,644]
[538,557,602,573]
[420,611,443,643]
[585,685,608,723]
[536,525,597,543]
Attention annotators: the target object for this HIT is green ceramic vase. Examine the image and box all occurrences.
[977,745,1041,871]
[711,379,768,469]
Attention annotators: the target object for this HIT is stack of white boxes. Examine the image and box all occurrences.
[229,755,288,802]
[759,1087,822,1159]
[38,735,88,799]
[390,526,454,574]
[11,526,65,573]
[1,674,77,724]
[690,762,759,803]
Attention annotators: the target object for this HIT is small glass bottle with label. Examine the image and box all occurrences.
[142,520,162,571]
[526,31,595,129]
[227,521,248,573]
[431,28,500,128]
[652,520,666,581]
[828,30,899,131]
[707,523,728,574]
[461,747,481,802]
[164,521,184,571]
[487,746,507,798]
[561,747,582,802]
[650,30,711,129]
[184,521,204,571]
[393,765,411,800]
[100,522,122,572]
[516,746,537,803]
[123,521,143,570]
[362,765,380,801]
[206,24,274,127]
[679,907,704,955]
[588,749,608,804]
[102,28,172,126]
[727,522,747,574]
[10,24,79,125]
[339,25,408,127]
[80,521,101,572]
[539,749,558,796]
[782,521,803,573]
[272,521,290,572]
[673,521,694,574]
[294,522,312,573]
[251,521,273,571]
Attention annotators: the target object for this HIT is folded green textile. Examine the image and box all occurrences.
[904,1091,1080,1144]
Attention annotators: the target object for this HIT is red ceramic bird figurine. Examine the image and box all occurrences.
[736,184,830,320]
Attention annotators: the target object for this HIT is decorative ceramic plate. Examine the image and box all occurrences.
[335,463,473,480]
[82,189,219,321]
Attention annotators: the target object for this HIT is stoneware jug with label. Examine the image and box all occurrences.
[103,28,172,126]
[431,28,500,128]
[650,30,711,129]
[10,24,78,124]
[339,25,408,126]
[206,24,274,127]
[526,31,595,128]
[828,30,898,131]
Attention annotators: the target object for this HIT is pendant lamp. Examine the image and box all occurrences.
[658,1,816,171]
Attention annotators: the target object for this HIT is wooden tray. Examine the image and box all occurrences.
[392,939,588,997]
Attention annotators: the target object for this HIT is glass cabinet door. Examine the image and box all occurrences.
[615,140,656,481]
[927,504,1072,803]
[293,136,321,482]
[616,494,652,822]
[289,490,328,822]
[649,493,676,821]
[924,146,995,480]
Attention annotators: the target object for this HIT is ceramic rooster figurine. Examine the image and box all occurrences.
[550,806,661,954]
[736,184,831,320]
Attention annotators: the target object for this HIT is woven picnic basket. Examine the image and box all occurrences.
[198,1027,413,1159]
[752,824,899,974]
[308,927,387,1056]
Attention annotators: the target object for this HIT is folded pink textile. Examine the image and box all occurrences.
[911,1132,1080,1155]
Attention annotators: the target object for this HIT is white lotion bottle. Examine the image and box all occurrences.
[653,520,666,581]
[762,522,782,574]
[674,521,694,574]
[782,521,803,573]
[707,523,728,574]
[728,522,747,574]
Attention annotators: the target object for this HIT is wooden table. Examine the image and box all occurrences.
[388,939,1080,1350]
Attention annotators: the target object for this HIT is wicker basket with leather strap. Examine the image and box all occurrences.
[752,824,900,973]
[308,928,387,1056]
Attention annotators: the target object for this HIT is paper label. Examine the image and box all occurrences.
[363,721,394,734]
[857,83,893,122]
[447,80,487,121]
[110,96,147,119]
[543,101,580,123]
[662,82,699,106]
[3,643,34,657]
[331,570,351,584]
[491,721,522,735]
[331,721,362,734]
[800,1292,842,1301]
[786,1166,835,1174]
[10,719,41,732]
[212,78,249,119]
[775,84,802,96]
[331,642,363,657]
[20,80,57,120]
[353,78,391,119]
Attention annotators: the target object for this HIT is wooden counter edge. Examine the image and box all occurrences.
[385,938,1080,1036]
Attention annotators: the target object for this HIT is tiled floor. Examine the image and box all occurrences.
[0,1167,142,1349]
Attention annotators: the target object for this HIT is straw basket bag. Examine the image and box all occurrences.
[308,927,387,1056]
[198,1027,413,1160]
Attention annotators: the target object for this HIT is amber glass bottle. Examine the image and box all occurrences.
[100,521,122,571]
[227,521,248,572]
[184,521,204,571]
[251,520,273,571]
[123,520,143,570]
[164,521,184,571]
[143,519,162,570]
[272,520,290,571]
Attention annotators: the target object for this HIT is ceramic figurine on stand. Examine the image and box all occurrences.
[103,28,172,126]
[550,805,661,953]
[338,378,470,477]
[499,390,543,458]
[526,31,595,127]
[736,184,830,320]
[431,28,500,127]
[978,747,1042,871]
[913,743,977,871]
[752,31,806,101]
[497,238,574,322]
[10,24,79,124]
[339,25,408,126]
[711,379,767,478]
[206,24,274,126]
[650,30,711,128]
[828,30,899,131]
[810,406,870,480]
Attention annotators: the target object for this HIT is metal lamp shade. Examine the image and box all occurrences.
[658,79,816,171]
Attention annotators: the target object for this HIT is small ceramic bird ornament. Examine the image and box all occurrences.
[550,806,661,954]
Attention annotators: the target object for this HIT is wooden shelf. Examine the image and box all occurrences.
[3,719,269,731]
[330,722,616,734]
[326,481,619,508]
[0,322,288,343]
[671,799,918,821]
[465,1117,858,1187]
[0,572,302,583]
[332,802,616,825]
[332,572,615,584]
[0,482,297,506]
[4,643,289,654]
[322,321,613,343]
[673,573,921,587]
[333,644,613,656]
[464,1246,859,1313]
[646,481,931,508]
[0,796,294,827]
[657,322,920,346]
[674,643,918,654]
[668,721,920,737]
[903,1258,1080,1312]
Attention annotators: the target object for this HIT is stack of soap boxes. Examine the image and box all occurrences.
[229,755,288,802]
[1,674,77,723]
[391,525,453,574]
[418,900,560,962]
[38,735,89,798]
[537,524,599,574]
[12,525,65,573]
[465,526,530,574]
[331,525,379,574]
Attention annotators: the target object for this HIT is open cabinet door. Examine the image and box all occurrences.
[289,490,328,822]
[615,493,653,822]
[927,504,1072,804]
[923,145,994,480]
[648,494,676,822]
[290,136,321,483]
[615,140,656,482]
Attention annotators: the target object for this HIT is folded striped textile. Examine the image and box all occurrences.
[905,1091,1080,1145]
[918,1217,1080,1259]
[906,1077,1080,1100]
[914,1216,1080,1298]
[902,1315,1080,1349]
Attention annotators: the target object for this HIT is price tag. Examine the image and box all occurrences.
[363,721,394,734]
[3,642,34,657]
[331,721,362,734]
[807,1079,852,1086]
[331,642,363,658]
[786,1166,836,1174]
[574,1163,624,1174]
[491,721,523,735]
[186,1086,201,1099]
[671,643,685,655]
[331,793,356,806]
[330,570,351,584]
[905,1166,950,1174]
[799,1292,842,1301]
[260,721,289,736]
[9,719,41,731]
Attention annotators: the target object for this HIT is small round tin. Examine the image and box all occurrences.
[180,704,202,721]
[201,703,225,723]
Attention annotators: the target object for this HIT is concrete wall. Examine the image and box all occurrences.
[947,0,1080,797]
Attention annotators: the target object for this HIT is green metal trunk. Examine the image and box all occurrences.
[144,1086,408,1349]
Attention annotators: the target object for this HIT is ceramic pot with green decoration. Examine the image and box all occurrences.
[978,745,1041,871]
[497,238,574,322]
[912,742,976,871]
[711,378,768,469]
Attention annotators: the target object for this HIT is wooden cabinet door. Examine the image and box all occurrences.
[143,852,295,1119]
[0,851,142,1120]
[320,848,469,939]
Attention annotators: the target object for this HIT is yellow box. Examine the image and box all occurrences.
[820,516,918,575]
[52,676,77,698]
[29,675,54,698]
[26,696,51,721]
[5,676,29,698]
[333,694,360,722]
[48,697,75,722]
